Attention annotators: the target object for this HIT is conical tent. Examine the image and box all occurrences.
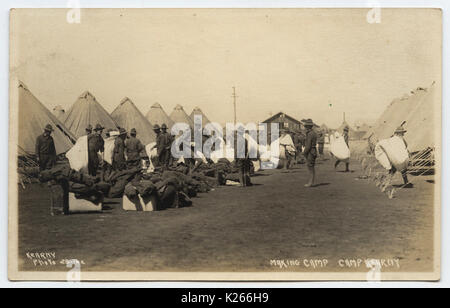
[170,104,194,130]
[190,106,211,126]
[62,91,118,138]
[17,82,76,155]
[145,103,174,129]
[402,84,437,152]
[364,85,434,149]
[52,105,65,120]
[111,97,156,145]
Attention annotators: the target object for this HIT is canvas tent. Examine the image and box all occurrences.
[190,106,211,126]
[62,91,118,138]
[145,103,175,129]
[52,105,65,120]
[111,97,157,144]
[398,84,437,152]
[17,81,76,155]
[365,83,436,152]
[170,104,194,130]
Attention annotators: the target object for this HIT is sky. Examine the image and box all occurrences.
[10,8,442,128]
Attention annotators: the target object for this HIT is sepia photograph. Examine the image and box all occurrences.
[8,8,441,281]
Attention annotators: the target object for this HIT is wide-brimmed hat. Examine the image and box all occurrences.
[44,124,54,132]
[94,123,104,131]
[130,128,137,135]
[301,119,314,126]
[119,127,127,135]
[394,126,407,134]
[86,124,93,132]
[161,123,168,130]
[153,124,161,131]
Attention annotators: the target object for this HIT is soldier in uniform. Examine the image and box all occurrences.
[35,124,57,171]
[159,123,172,169]
[87,124,105,176]
[112,128,127,171]
[151,124,162,167]
[334,126,350,172]
[389,126,412,187]
[125,128,145,168]
[234,129,252,187]
[302,119,317,187]
[317,129,325,158]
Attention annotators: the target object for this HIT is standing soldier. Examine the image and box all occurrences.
[317,129,325,158]
[125,128,145,168]
[112,128,127,171]
[334,126,350,172]
[389,126,412,187]
[87,124,105,176]
[280,129,294,170]
[152,124,162,167]
[160,123,172,169]
[293,131,302,163]
[302,119,317,187]
[35,124,57,171]
[234,130,252,187]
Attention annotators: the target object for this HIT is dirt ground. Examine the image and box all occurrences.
[16,156,435,274]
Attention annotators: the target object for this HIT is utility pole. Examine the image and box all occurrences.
[232,86,238,124]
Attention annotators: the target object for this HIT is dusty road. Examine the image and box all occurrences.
[17,157,435,273]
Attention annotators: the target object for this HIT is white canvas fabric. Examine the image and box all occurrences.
[104,136,118,165]
[66,135,89,171]
[377,136,409,171]
[330,132,350,160]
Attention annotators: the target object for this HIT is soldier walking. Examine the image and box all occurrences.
[334,126,350,172]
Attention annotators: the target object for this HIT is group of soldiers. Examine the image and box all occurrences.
[34,119,412,188]
[35,122,174,177]
[279,120,351,187]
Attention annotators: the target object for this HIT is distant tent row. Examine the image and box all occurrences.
[170,104,194,131]
[364,82,437,152]
[16,81,214,156]
[146,102,175,129]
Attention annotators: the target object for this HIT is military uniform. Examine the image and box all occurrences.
[234,133,252,186]
[303,129,318,167]
[126,135,145,167]
[317,132,325,155]
[156,131,172,169]
[112,136,127,171]
[87,134,104,176]
[35,133,57,171]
